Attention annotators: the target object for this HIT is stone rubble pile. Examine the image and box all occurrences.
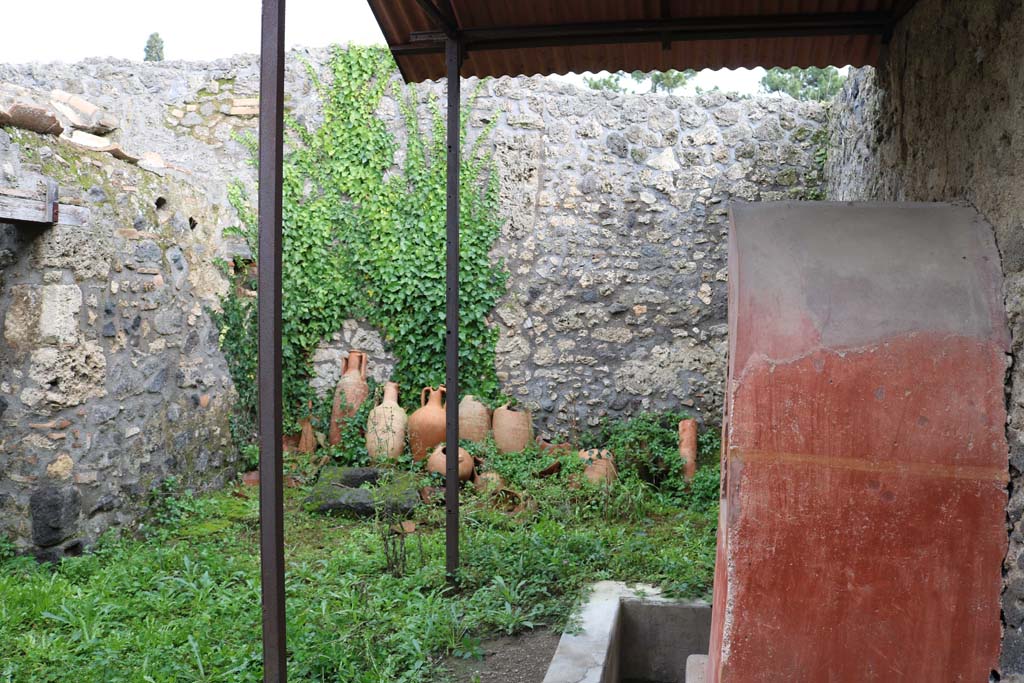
[0,81,163,169]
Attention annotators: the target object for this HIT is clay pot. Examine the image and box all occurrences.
[492,404,533,454]
[579,448,617,485]
[241,470,300,488]
[474,471,506,492]
[297,418,316,455]
[409,385,446,461]
[426,444,474,482]
[536,437,571,455]
[534,460,562,478]
[493,488,536,515]
[282,433,301,452]
[297,400,316,455]
[419,486,443,506]
[329,350,369,445]
[366,382,407,461]
[678,418,698,481]
[459,395,491,443]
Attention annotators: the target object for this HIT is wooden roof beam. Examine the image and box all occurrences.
[396,11,891,55]
[413,0,458,37]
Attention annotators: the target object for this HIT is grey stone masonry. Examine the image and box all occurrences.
[1,50,827,439]
[826,0,1024,676]
[0,124,237,560]
[450,78,827,435]
[1,49,827,555]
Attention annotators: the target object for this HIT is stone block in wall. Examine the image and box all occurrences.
[38,284,81,346]
[32,224,110,280]
[29,486,81,548]
[3,280,80,350]
[3,283,40,350]
[131,239,162,268]
[646,148,680,172]
[153,308,184,335]
[165,245,189,289]
[23,341,106,409]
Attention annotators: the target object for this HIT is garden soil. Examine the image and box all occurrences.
[445,629,560,683]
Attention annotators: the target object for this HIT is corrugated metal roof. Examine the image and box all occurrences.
[368,0,905,83]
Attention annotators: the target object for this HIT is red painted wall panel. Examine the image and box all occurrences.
[707,202,1009,682]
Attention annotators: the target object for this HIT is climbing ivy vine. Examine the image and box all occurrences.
[216,45,506,431]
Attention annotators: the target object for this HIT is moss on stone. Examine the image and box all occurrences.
[776,168,800,186]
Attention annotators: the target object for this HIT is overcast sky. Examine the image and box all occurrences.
[0,0,767,94]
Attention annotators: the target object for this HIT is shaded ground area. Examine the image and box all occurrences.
[445,629,561,683]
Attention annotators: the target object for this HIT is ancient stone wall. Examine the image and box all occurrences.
[826,0,1024,676]
[0,52,333,557]
[451,78,827,435]
[1,51,827,437]
[0,126,237,560]
[0,50,827,554]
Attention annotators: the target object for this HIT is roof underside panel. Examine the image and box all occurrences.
[368,0,898,82]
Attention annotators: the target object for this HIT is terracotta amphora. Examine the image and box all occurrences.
[409,385,446,461]
[297,400,317,455]
[536,436,571,456]
[366,382,407,461]
[579,448,617,485]
[492,404,533,454]
[459,395,491,443]
[678,418,698,481]
[426,444,474,482]
[474,470,505,492]
[329,350,369,445]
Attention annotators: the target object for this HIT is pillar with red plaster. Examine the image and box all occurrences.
[707,202,1010,682]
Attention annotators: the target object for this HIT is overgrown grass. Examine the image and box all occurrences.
[0,420,720,682]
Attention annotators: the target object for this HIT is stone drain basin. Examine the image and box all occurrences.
[542,581,711,683]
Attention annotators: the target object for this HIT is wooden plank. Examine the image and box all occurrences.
[55,204,88,227]
[0,193,50,223]
[0,187,36,199]
[0,194,88,227]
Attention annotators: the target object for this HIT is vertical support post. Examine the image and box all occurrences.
[44,179,58,224]
[444,36,462,584]
[257,0,287,680]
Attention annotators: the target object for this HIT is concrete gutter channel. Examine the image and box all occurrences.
[542,581,711,683]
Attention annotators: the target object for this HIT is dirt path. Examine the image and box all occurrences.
[444,629,561,683]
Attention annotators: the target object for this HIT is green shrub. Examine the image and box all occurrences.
[582,410,689,485]
[0,535,15,563]
[215,45,507,435]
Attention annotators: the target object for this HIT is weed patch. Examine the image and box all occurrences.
[1,442,718,682]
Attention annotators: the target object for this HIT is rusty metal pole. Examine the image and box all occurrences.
[444,36,462,584]
[257,0,287,679]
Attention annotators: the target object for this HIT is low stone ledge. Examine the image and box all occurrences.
[686,655,708,683]
[542,581,711,683]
